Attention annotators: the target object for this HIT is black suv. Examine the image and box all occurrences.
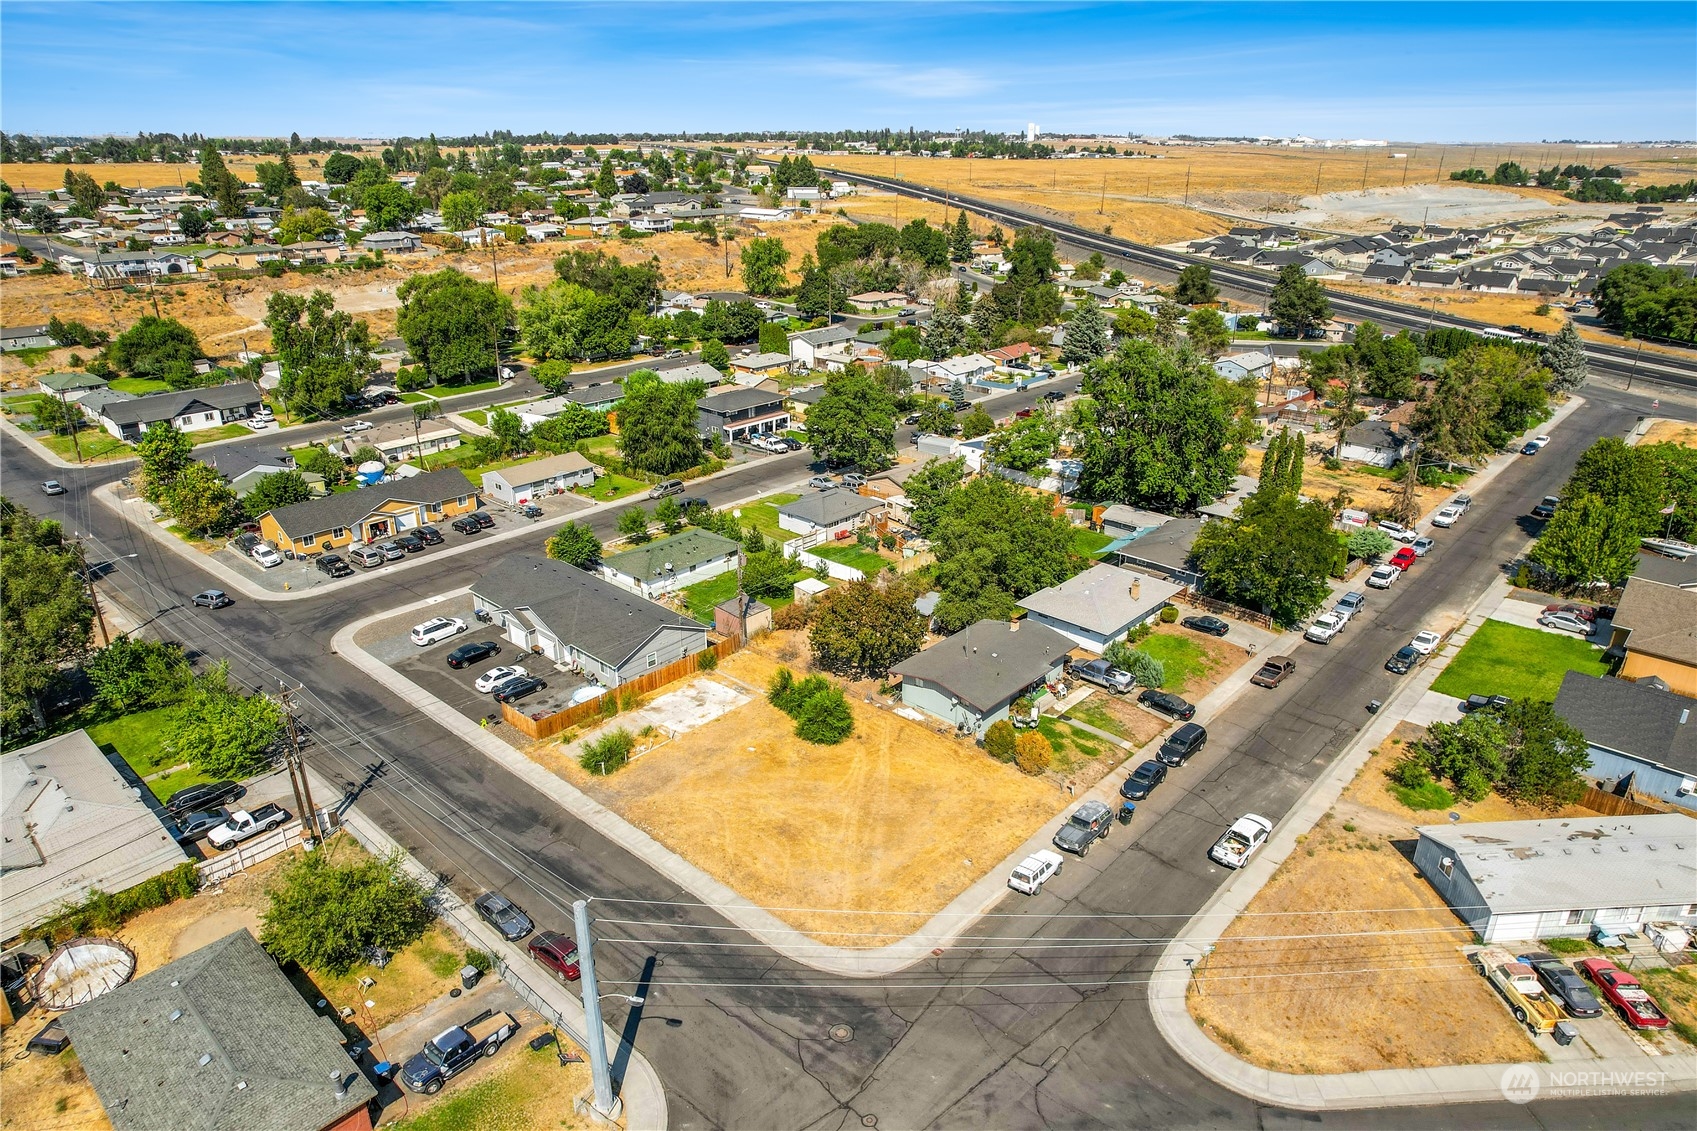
[315,553,353,578]
[415,525,445,545]
[447,640,500,669]
[165,780,244,817]
[1156,722,1208,766]
[470,511,495,529]
[1138,689,1195,720]
[452,516,482,535]
[1385,645,1421,675]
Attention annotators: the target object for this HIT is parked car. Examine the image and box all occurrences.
[841,472,867,489]
[1208,813,1274,868]
[192,589,234,609]
[1249,656,1296,688]
[1156,722,1208,766]
[473,892,534,941]
[1520,441,1542,455]
[1366,564,1399,589]
[411,617,467,646]
[1042,389,1066,402]
[807,475,837,490]
[341,420,372,434]
[1119,759,1168,800]
[1070,658,1133,694]
[171,807,230,841]
[475,665,529,693]
[252,544,284,568]
[527,931,581,981]
[166,780,243,817]
[1409,630,1442,655]
[1304,611,1346,644]
[1576,958,1669,1029]
[1138,689,1195,720]
[1385,645,1422,675]
[1377,520,1417,544]
[1539,612,1592,635]
[451,516,482,535]
[393,533,426,553]
[206,804,288,849]
[315,553,353,578]
[446,640,500,669]
[400,1010,519,1094]
[1410,536,1435,557]
[416,525,445,545]
[1543,603,1597,622]
[1335,591,1367,617]
[518,504,543,519]
[1389,547,1418,570]
[470,511,495,529]
[1473,947,1566,1033]
[493,675,548,703]
[349,544,386,567]
[1008,849,1065,895]
[1181,615,1230,637]
[376,541,406,561]
[1432,504,1464,528]
[40,480,65,496]
[648,479,684,499]
[1452,492,1473,512]
[1517,952,1604,1018]
[1531,495,1560,519]
[1052,800,1114,856]
[778,437,803,451]
[1463,693,1512,713]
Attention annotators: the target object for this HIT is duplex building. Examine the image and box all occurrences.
[36,371,109,400]
[95,382,264,441]
[480,451,597,506]
[696,387,790,443]
[891,619,1072,735]
[255,468,479,555]
[1018,564,1182,652]
[517,384,624,426]
[335,419,462,462]
[472,554,708,687]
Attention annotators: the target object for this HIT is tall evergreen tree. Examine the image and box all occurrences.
[1060,299,1110,365]
[1543,320,1589,392]
[949,211,974,262]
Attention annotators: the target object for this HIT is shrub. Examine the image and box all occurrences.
[1389,753,1433,789]
[795,687,854,744]
[1013,732,1052,775]
[697,649,719,671]
[772,601,811,630]
[984,719,1017,762]
[1322,456,1342,471]
[29,862,201,943]
[260,848,433,976]
[464,949,493,973]
[1158,605,1179,624]
[580,727,634,774]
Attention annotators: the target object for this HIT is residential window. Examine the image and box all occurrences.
[646,653,658,669]
[302,536,316,548]
[332,527,347,539]
[1439,857,1454,878]
[457,495,469,506]
[1563,909,1592,926]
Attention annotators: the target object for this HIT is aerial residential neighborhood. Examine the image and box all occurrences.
[1,3,1695,1131]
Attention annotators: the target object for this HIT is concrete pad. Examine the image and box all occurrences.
[610,677,749,737]
[1405,689,1465,727]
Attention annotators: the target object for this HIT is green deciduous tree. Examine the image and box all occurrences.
[804,369,898,471]
[1593,263,1697,343]
[545,521,602,567]
[160,662,283,780]
[358,181,421,231]
[533,359,575,394]
[0,500,93,733]
[136,421,195,504]
[986,411,1060,473]
[292,444,345,485]
[1075,340,1243,512]
[396,268,512,383]
[440,190,482,233]
[519,282,636,362]
[242,470,314,514]
[259,846,434,976]
[903,456,967,535]
[930,476,1078,633]
[1189,493,1339,627]
[701,338,731,372]
[913,398,959,437]
[110,316,202,388]
[654,495,684,534]
[616,371,703,475]
[1416,700,1587,809]
[740,237,791,296]
[959,405,995,439]
[530,404,608,452]
[808,577,926,679]
[1268,262,1331,338]
[265,290,379,418]
[1185,305,1232,360]
[758,321,789,355]
[1174,263,1219,305]
[1527,492,1642,589]
[84,636,192,714]
[1347,528,1395,561]
[617,505,652,544]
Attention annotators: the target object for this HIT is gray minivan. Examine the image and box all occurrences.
[348,544,386,568]
[648,479,684,499]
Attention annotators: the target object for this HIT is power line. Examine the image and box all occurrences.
[595,925,1480,952]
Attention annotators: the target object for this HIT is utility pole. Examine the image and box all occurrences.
[73,540,109,647]
[1361,156,1369,194]
[1314,161,1323,195]
[1435,150,1445,182]
[574,899,617,1116]
[1099,174,1106,214]
[1402,153,1412,186]
[1627,339,1643,390]
[1183,164,1191,206]
[57,387,84,463]
[276,682,319,844]
[1400,436,1420,524]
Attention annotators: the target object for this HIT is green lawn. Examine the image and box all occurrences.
[83,705,212,802]
[682,571,798,622]
[1064,697,1129,738]
[398,391,433,404]
[107,377,173,395]
[460,409,489,427]
[1431,619,1610,703]
[1071,527,1115,557]
[810,541,888,577]
[2,393,48,415]
[431,377,506,398]
[585,472,649,502]
[1137,633,1216,692]
[187,423,256,446]
[577,434,622,461]
[1389,779,1457,810]
[1036,716,1113,772]
[41,431,131,462]
[733,493,802,543]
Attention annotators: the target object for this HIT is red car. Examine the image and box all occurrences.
[1389,547,1418,570]
[1576,958,1668,1029]
[1543,603,1597,622]
[527,930,581,982]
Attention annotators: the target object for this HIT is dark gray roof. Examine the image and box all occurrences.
[699,387,784,415]
[790,324,857,347]
[778,491,884,527]
[199,445,295,481]
[262,468,476,537]
[474,553,705,665]
[60,930,376,1131]
[1110,515,1202,574]
[1465,271,1519,290]
[1363,263,1410,282]
[786,385,828,405]
[97,382,261,427]
[1555,671,1697,778]
[1344,419,1409,450]
[1633,549,1697,589]
[892,619,1071,713]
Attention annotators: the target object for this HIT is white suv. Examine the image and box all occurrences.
[410,617,467,646]
[1431,504,1463,528]
[1376,520,1417,543]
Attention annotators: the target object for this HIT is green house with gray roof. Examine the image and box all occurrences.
[600,528,741,598]
[36,371,109,400]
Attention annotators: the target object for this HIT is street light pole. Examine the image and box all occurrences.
[573,899,616,1116]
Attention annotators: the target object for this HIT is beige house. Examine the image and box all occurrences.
[1608,576,1697,696]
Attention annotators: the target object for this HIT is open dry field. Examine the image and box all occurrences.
[1,155,331,192]
[1643,419,1697,447]
[1239,443,1454,522]
[527,646,1065,947]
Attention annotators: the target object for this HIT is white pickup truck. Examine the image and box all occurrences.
[206,804,288,850]
[1303,611,1346,644]
[1208,814,1274,869]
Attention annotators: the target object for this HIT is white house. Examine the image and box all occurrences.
[600,529,741,598]
[777,492,885,538]
[1339,419,1412,468]
[1018,564,1183,652]
[788,325,857,368]
[481,451,597,506]
[337,419,462,462]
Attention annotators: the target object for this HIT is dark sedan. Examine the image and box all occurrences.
[1181,615,1230,637]
[1385,645,1421,675]
[451,516,482,535]
[446,640,500,669]
[165,780,243,817]
[393,532,426,553]
[1119,759,1168,800]
[1519,951,1604,1018]
[473,892,534,941]
[1138,689,1195,721]
[493,675,548,703]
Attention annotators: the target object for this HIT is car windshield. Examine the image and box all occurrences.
[423,1041,451,1067]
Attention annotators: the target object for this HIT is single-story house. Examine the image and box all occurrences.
[984,343,1041,366]
[335,419,461,462]
[95,382,264,441]
[1412,814,1697,944]
[777,491,885,538]
[517,384,623,426]
[661,362,727,387]
[697,387,790,442]
[847,290,907,313]
[1606,576,1697,697]
[285,240,347,265]
[198,446,304,498]
[918,353,997,385]
[1633,548,1697,589]
[359,231,421,253]
[1465,270,1520,294]
[231,467,325,499]
[472,554,708,687]
[1,730,191,941]
[1339,419,1413,468]
[1099,505,1172,541]
[730,352,793,379]
[891,619,1072,735]
[600,528,741,597]
[1212,351,1275,382]
[2,324,56,351]
[1108,516,1204,587]
[199,245,285,270]
[788,325,857,368]
[480,451,597,506]
[1553,670,1697,805]
[565,215,617,234]
[1018,564,1182,652]
[1197,474,1261,522]
[36,371,109,400]
[61,929,378,1131]
[255,467,479,555]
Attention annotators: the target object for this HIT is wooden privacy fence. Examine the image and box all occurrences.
[1581,784,1675,818]
[502,635,740,740]
[1171,587,1276,631]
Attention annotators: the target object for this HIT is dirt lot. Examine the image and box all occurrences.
[1643,419,1697,448]
[1239,444,1453,522]
[525,641,1064,947]
[1188,721,1601,1074]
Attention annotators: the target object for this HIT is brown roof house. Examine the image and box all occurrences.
[1607,576,1697,696]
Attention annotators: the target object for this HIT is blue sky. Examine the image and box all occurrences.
[3,2,1692,141]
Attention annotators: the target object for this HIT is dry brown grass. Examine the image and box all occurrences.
[0,1027,110,1131]
[1643,420,1697,448]
[1239,444,1452,522]
[1,158,277,192]
[527,646,1064,947]
[1333,280,1569,335]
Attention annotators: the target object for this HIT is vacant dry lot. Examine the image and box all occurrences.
[1644,419,1697,448]
[528,647,1064,947]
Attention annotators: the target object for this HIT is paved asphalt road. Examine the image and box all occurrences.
[7,380,1696,1129]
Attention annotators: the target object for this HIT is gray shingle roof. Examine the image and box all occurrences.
[1612,575,1697,666]
[602,529,741,583]
[789,325,857,347]
[778,491,884,527]
[97,382,261,427]
[261,468,476,538]
[699,387,785,415]
[892,619,1072,713]
[473,553,705,666]
[1554,670,1697,777]
[60,930,377,1131]
[37,371,108,393]
[1019,564,1182,634]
